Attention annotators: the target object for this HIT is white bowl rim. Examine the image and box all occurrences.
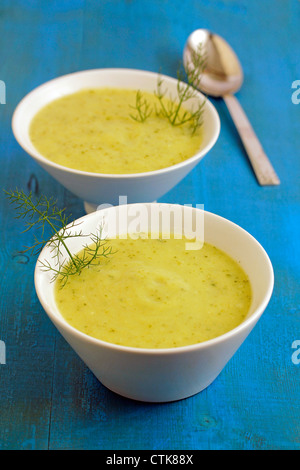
[34,204,274,356]
[12,68,220,179]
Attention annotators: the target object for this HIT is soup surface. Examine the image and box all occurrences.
[30,88,203,174]
[55,235,252,349]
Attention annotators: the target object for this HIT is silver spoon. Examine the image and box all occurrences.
[183,29,280,186]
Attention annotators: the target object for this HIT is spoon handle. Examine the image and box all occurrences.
[223,94,280,186]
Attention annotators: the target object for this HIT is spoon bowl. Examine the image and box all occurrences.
[184,29,243,96]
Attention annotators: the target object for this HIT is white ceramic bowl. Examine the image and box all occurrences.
[12,69,220,212]
[34,203,274,402]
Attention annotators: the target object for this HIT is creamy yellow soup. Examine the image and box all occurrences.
[29,88,203,174]
[55,235,252,349]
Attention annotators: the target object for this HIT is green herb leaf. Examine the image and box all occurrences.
[129,44,207,134]
[129,89,152,123]
[4,188,114,287]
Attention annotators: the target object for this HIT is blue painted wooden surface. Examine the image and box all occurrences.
[0,0,299,450]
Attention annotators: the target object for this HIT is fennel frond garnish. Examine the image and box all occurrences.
[129,45,207,134]
[129,89,152,123]
[5,189,114,286]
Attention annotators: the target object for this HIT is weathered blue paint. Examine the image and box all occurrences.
[0,0,299,450]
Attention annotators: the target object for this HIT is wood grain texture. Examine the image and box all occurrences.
[0,0,299,450]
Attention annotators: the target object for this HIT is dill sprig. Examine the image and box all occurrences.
[4,189,114,287]
[129,45,207,134]
[129,89,152,123]
[154,45,207,134]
